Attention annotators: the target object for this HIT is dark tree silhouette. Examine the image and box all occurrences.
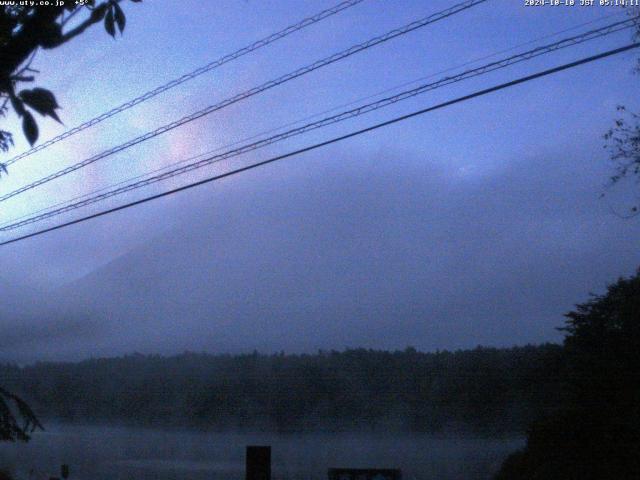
[0,387,42,442]
[0,0,141,171]
[602,9,640,216]
[604,106,640,217]
[1,0,141,442]
[495,269,640,480]
[0,345,564,434]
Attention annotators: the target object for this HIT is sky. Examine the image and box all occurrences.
[1,0,640,363]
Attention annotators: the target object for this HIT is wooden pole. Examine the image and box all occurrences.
[246,446,271,480]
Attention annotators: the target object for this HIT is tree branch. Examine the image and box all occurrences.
[45,3,110,49]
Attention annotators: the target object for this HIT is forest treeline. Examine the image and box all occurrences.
[0,345,563,434]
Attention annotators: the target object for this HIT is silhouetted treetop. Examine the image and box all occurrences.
[0,386,42,442]
[0,345,563,434]
[0,0,141,442]
[602,9,640,217]
[0,0,141,160]
[496,268,640,480]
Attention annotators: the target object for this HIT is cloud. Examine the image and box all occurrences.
[0,142,632,363]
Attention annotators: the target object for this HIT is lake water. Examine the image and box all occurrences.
[0,425,523,480]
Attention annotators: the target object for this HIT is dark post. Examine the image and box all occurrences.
[246,445,271,480]
[328,469,402,480]
[61,465,69,479]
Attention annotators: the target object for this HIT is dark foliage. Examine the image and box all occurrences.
[0,0,141,174]
[495,269,640,480]
[0,0,141,441]
[601,10,640,216]
[603,106,640,217]
[0,344,563,434]
[0,387,42,442]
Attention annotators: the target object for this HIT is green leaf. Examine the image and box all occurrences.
[113,2,126,33]
[22,111,38,146]
[19,88,61,123]
[105,7,116,37]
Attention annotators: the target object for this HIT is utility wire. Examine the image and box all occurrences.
[2,0,367,168]
[1,42,637,247]
[3,9,624,229]
[2,8,625,230]
[0,0,489,204]
[0,8,628,230]
[1,17,635,232]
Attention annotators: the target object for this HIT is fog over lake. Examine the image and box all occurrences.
[2,1,638,479]
[0,425,523,480]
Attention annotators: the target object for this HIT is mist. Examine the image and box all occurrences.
[2,144,639,363]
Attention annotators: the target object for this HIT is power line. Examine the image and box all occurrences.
[1,42,637,247]
[5,11,622,231]
[1,17,635,232]
[0,0,489,204]
[2,9,626,231]
[2,0,367,168]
